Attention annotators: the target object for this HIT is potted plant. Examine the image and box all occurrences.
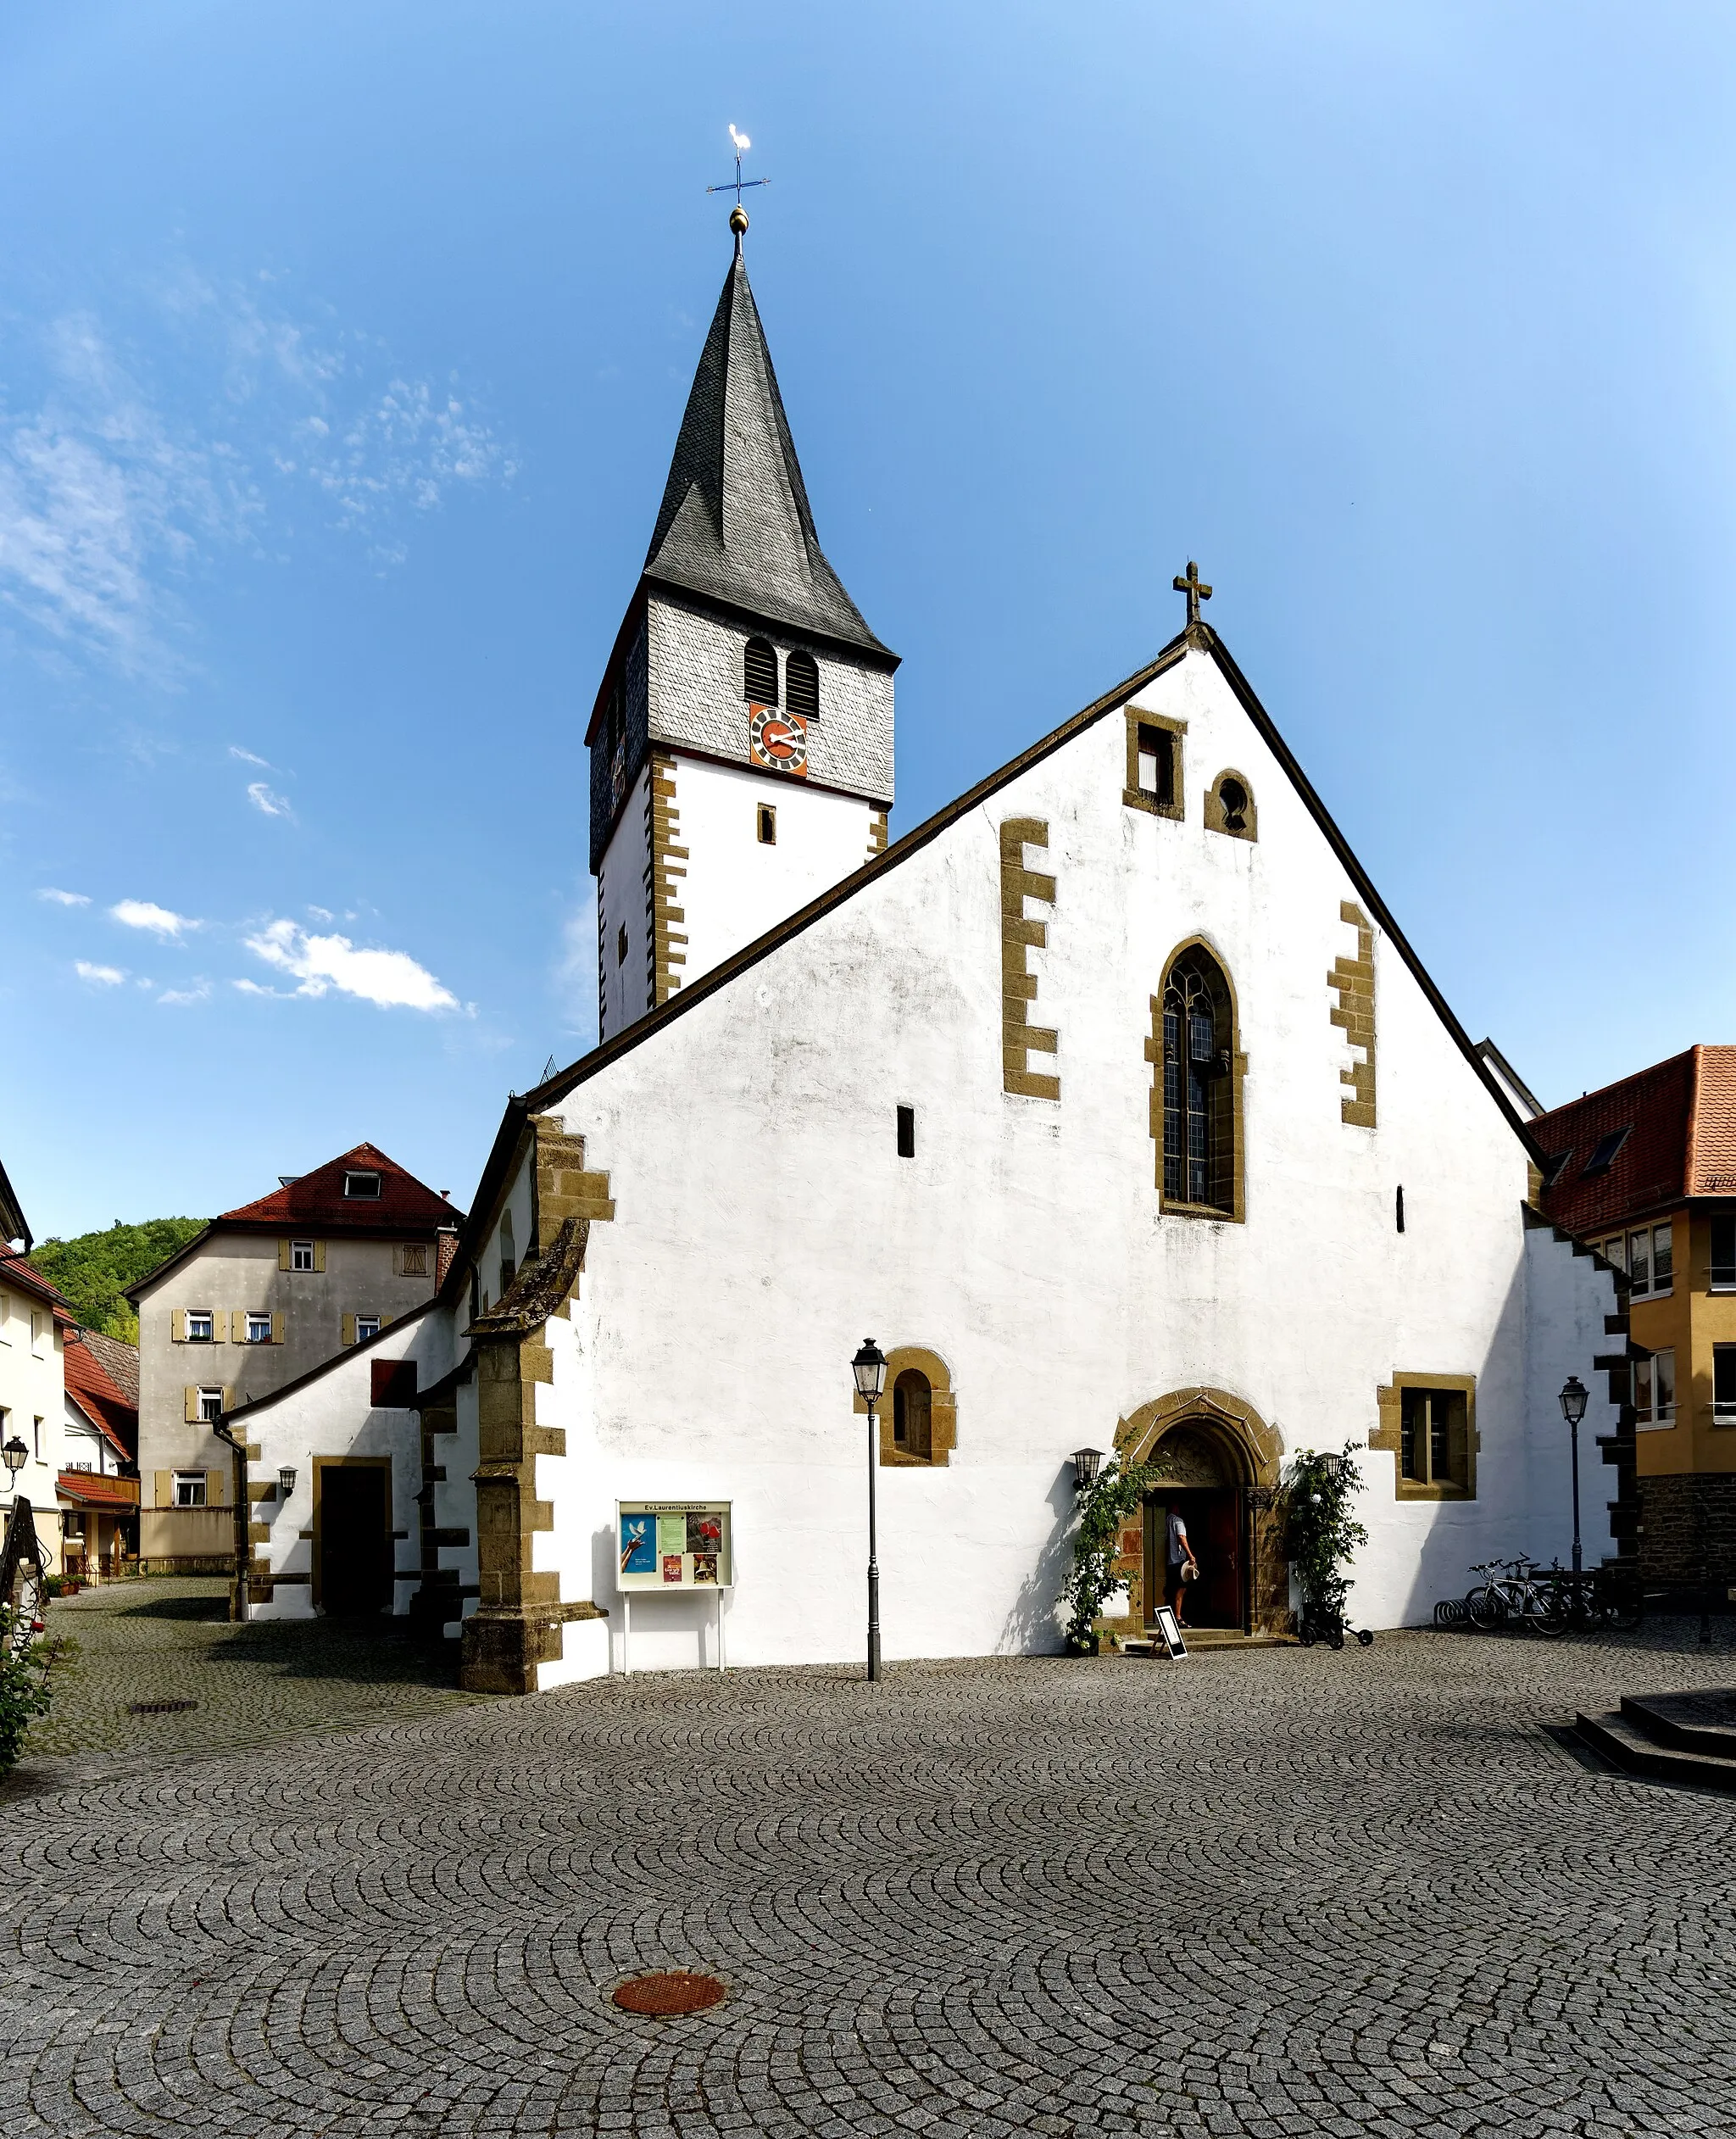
[1283,1446,1372,1648]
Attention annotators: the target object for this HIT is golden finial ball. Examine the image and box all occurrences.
[729,204,749,236]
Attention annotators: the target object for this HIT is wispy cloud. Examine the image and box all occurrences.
[0,277,515,671]
[75,960,125,985]
[246,780,293,819]
[110,897,197,938]
[243,917,459,1011]
[37,886,90,906]
[229,744,274,768]
[157,981,211,1006]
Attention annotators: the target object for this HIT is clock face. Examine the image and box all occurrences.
[749,705,808,776]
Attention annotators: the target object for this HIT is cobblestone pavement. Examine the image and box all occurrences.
[25,1579,486,1769]
[5,1620,1736,2138]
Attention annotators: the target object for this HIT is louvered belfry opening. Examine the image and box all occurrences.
[785,649,819,721]
[1162,950,1235,1211]
[743,637,778,705]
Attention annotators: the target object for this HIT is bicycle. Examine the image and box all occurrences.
[1464,1558,1569,1637]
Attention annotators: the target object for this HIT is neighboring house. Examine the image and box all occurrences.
[1536,1047,1736,1589]
[1,1165,75,1578]
[59,1333,139,1580]
[127,1145,463,1572]
[235,220,1620,1694]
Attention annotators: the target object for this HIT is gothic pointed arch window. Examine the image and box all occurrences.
[743,637,779,706]
[1154,944,1244,1219]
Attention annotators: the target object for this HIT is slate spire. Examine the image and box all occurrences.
[642,230,892,658]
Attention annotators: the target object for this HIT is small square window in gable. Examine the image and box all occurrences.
[1123,706,1185,821]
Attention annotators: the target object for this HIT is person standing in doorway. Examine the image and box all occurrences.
[1166,1504,1199,1624]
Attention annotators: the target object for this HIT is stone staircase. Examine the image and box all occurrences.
[1574,1690,1736,1791]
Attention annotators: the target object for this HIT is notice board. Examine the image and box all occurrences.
[617,1501,733,1590]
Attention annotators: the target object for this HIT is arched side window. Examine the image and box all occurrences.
[1152,944,1244,1221]
[743,637,779,706]
[893,1369,932,1460]
[856,1345,957,1467]
[785,649,819,721]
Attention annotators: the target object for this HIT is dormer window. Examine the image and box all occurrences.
[785,649,819,721]
[344,1171,381,1200]
[743,637,778,705]
[1581,1128,1631,1178]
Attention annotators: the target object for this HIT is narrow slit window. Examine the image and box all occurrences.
[757,804,777,845]
[785,649,819,721]
[1395,1184,1405,1234]
[896,1106,915,1158]
[743,637,778,706]
[616,923,629,966]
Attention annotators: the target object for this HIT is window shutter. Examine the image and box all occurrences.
[183,1386,200,1423]
[230,1311,246,1342]
[342,1313,356,1346]
[314,1240,326,1273]
[221,1388,236,1415]
[278,1239,292,1272]
[171,1310,186,1344]
[207,1467,226,1506]
[154,1469,172,1508]
[211,1311,225,1344]
[271,1311,285,1345]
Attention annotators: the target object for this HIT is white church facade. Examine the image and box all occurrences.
[226,214,1623,1691]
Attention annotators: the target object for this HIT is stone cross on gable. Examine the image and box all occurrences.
[1173,560,1212,631]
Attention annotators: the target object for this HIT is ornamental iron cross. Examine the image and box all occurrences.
[707,124,770,209]
[1173,560,1212,629]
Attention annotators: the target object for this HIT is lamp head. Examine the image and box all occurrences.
[2,1434,27,1479]
[1559,1374,1589,1427]
[1071,1447,1104,1490]
[277,1466,298,1500]
[851,1339,887,1406]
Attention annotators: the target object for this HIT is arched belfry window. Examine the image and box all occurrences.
[1156,945,1242,1218]
[743,637,778,706]
[785,649,819,721]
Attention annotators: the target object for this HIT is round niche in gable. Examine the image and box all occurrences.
[1205,770,1257,841]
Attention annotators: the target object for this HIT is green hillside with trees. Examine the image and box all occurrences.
[30,1219,203,1342]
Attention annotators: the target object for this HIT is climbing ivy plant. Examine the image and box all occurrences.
[1061,1456,1161,1652]
[1282,1446,1369,1629]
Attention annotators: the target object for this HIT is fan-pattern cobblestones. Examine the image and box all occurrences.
[5,1605,1736,2138]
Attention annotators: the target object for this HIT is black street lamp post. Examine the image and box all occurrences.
[851,1339,887,1682]
[1559,1375,1589,1575]
[1,1434,26,1502]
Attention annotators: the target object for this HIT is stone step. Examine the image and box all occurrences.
[1620,1690,1736,1758]
[1574,1707,1736,1792]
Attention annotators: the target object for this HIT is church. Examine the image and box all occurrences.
[225,207,1622,1691]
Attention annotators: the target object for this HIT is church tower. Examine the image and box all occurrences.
[588,209,899,1043]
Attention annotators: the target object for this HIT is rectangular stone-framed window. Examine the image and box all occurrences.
[1372,1373,1477,1500]
[1712,1213,1736,1291]
[1635,1347,1676,1429]
[173,1470,208,1507]
[1123,706,1185,821]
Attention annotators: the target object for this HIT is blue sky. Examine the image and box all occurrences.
[4,3,1735,1238]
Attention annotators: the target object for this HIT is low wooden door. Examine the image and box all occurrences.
[319,1464,391,1616]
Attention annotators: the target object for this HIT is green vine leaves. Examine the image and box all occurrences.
[1060,1456,1162,1650]
[1282,1445,1369,1618]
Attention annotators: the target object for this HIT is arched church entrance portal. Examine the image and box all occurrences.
[1116,1390,1288,1639]
[1142,1425,1246,1632]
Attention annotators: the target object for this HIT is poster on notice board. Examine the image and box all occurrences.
[617,1501,732,1590]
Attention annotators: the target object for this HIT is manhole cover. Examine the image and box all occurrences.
[611,1971,726,2017]
[128,1699,198,1715]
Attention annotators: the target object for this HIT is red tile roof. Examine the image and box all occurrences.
[81,1329,138,1408]
[0,1250,75,1318]
[64,1338,137,1463]
[57,1470,140,1508]
[1535,1045,1736,1238]
[219,1143,465,1233]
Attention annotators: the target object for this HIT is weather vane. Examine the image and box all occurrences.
[707,124,769,236]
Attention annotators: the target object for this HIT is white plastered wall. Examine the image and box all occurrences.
[236,1303,453,1621]
[534,643,1616,1669]
[597,760,652,1043]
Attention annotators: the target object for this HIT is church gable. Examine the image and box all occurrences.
[543,629,1535,1203]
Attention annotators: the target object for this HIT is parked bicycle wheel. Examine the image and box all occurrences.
[1466,1583,1508,1632]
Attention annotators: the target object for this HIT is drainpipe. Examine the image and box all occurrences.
[211,1415,250,1623]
